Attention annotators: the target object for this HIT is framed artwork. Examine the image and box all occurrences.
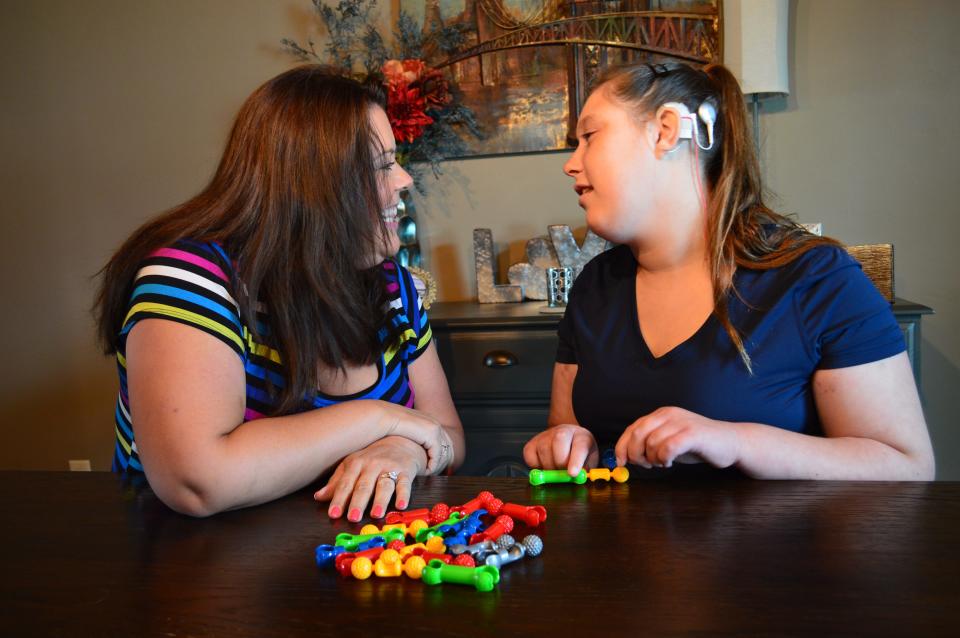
[399,0,722,158]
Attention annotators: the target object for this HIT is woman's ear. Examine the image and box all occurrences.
[653,105,684,158]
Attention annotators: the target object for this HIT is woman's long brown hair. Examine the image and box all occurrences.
[597,62,841,372]
[95,65,397,414]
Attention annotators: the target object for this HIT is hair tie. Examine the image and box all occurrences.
[647,63,671,79]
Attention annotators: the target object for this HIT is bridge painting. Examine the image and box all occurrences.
[400,0,721,158]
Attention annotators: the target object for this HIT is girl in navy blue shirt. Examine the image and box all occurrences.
[523,62,933,480]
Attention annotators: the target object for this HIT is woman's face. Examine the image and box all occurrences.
[369,105,413,262]
[563,88,667,246]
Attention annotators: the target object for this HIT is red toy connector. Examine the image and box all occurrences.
[469,515,514,545]
[500,503,547,527]
[334,546,385,577]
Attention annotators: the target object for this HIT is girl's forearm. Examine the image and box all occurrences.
[733,422,935,480]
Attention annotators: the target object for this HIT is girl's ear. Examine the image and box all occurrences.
[652,105,684,158]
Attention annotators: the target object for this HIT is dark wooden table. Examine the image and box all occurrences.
[2,472,958,636]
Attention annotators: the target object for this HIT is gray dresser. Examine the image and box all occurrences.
[430,299,932,477]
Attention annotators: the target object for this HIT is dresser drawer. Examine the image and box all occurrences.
[455,405,546,476]
[434,329,557,399]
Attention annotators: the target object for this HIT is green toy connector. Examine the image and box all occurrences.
[421,559,500,592]
[528,468,588,486]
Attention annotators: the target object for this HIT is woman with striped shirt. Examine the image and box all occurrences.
[95,66,465,518]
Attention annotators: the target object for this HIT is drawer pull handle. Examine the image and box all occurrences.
[483,350,518,368]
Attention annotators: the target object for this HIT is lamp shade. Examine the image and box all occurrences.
[723,0,790,96]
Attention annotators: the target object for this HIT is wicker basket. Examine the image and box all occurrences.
[846,244,894,302]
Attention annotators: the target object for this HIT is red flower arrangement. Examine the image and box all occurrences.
[283,0,482,184]
[382,60,435,144]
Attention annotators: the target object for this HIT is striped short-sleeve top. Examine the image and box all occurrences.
[111,240,432,473]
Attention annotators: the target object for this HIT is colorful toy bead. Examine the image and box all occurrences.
[351,556,374,580]
[315,544,346,568]
[601,448,617,470]
[520,534,544,558]
[452,553,476,567]
[469,515,514,545]
[335,546,385,577]
[446,539,494,557]
[424,535,447,554]
[384,510,428,525]
[409,548,453,564]
[356,537,388,551]
[483,534,543,569]
[407,519,429,539]
[403,555,427,579]
[384,502,450,526]
[452,491,495,516]
[482,547,515,569]
[500,503,547,526]
[414,511,466,543]
[429,503,451,525]
[373,549,403,577]
[494,535,515,551]
[528,468,588,486]
[397,542,426,559]
[421,559,500,593]
[335,528,405,551]
[386,539,406,551]
[361,521,419,539]
[586,467,630,482]
[484,497,504,515]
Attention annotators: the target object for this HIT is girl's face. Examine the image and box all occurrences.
[369,105,413,262]
[563,88,670,247]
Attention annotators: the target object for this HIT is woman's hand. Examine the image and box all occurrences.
[615,406,741,469]
[523,424,599,476]
[314,436,427,522]
[378,403,455,474]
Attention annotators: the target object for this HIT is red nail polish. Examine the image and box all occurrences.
[396,500,406,509]
[371,506,383,518]
[348,508,361,521]
[329,505,342,518]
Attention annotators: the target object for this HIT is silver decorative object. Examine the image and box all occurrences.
[546,267,573,307]
[474,228,523,303]
[507,236,561,300]
[548,225,610,278]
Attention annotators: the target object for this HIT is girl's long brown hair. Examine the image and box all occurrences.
[95,65,397,414]
[597,62,840,372]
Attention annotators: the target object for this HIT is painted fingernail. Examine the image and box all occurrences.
[328,505,342,518]
[395,500,406,509]
[348,508,361,522]
[371,506,383,518]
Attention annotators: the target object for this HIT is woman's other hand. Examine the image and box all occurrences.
[615,406,741,469]
[523,424,599,476]
[378,403,455,475]
[314,436,426,522]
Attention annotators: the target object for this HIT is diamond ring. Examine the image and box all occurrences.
[378,471,399,482]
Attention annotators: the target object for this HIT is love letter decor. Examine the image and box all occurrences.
[474,226,610,303]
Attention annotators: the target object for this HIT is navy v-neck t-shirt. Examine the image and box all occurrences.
[556,244,906,448]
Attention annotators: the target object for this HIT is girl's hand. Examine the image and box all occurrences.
[615,406,741,469]
[379,403,455,475]
[523,424,599,476]
[314,436,426,522]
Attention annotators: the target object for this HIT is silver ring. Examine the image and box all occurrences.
[378,471,399,483]
[440,444,450,457]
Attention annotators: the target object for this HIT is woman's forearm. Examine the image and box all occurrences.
[148,400,393,516]
[733,422,935,480]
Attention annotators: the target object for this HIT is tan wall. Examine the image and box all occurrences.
[2,1,958,476]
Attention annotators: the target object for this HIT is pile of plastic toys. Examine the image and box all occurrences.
[314,491,545,593]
